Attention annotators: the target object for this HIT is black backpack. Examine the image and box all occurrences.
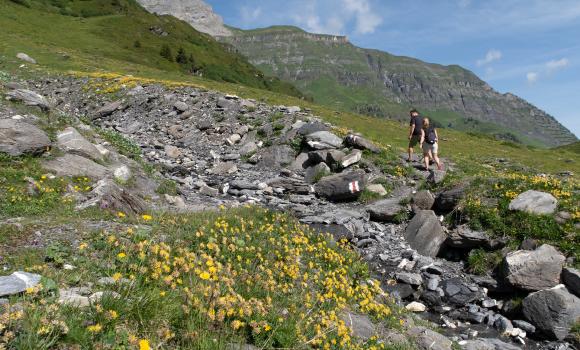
[426,127,437,144]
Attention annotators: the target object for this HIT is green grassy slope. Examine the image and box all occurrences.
[0,0,302,97]
[222,26,577,148]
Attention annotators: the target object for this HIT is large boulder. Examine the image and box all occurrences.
[502,244,565,291]
[257,145,295,168]
[339,311,375,340]
[344,134,381,153]
[5,89,51,111]
[304,162,331,184]
[406,326,453,350]
[434,185,466,213]
[460,338,521,350]
[446,225,494,249]
[95,101,122,118]
[315,170,366,202]
[76,179,147,215]
[522,285,580,340]
[440,278,481,305]
[366,198,404,222]
[43,154,109,179]
[57,127,103,161]
[562,267,580,297]
[305,131,343,150]
[509,190,558,215]
[0,271,42,297]
[412,190,435,211]
[0,119,51,156]
[404,210,446,257]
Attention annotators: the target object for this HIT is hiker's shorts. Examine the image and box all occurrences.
[422,142,439,155]
[409,135,421,147]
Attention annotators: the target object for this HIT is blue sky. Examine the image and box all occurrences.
[206,0,580,137]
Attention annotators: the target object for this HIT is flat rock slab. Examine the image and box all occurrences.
[0,119,51,156]
[305,131,343,150]
[344,134,380,153]
[502,244,565,291]
[509,190,558,215]
[0,271,42,297]
[522,285,580,340]
[57,127,103,161]
[460,338,521,350]
[366,198,404,222]
[339,311,375,340]
[6,89,51,111]
[406,326,452,350]
[43,154,109,179]
[95,101,122,118]
[404,210,446,257]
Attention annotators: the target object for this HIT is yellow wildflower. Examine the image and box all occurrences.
[199,272,210,280]
[142,214,153,221]
[117,252,127,259]
[117,212,126,218]
[112,272,123,282]
[87,324,102,333]
[139,339,151,350]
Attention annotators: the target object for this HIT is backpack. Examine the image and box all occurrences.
[425,127,437,144]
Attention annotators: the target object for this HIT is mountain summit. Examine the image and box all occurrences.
[136,0,231,37]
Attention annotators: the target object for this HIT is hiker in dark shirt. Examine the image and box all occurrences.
[407,109,423,162]
[420,117,443,171]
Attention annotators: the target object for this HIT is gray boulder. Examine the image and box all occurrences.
[522,285,580,340]
[6,89,51,111]
[562,267,580,297]
[289,152,310,171]
[0,119,51,156]
[446,225,493,249]
[173,101,189,112]
[43,154,109,179]
[0,271,42,297]
[257,145,295,168]
[365,184,387,196]
[344,134,380,153]
[16,52,37,64]
[209,162,238,175]
[76,178,147,215]
[434,185,466,213]
[440,278,480,305]
[412,190,435,211]
[95,101,122,118]
[295,122,329,136]
[461,338,521,350]
[315,170,366,202]
[57,127,103,161]
[304,162,331,184]
[406,326,453,350]
[366,198,404,222]
[305,131,343,150]
[509,190,558,215]
[339,311,375,340]
[239,142,258,156]
[502,244,565,291]
[341,149,362,168]
[404,210,446,257]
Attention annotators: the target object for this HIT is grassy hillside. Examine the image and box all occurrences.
[0,0,302,97]
[221,26,577,148]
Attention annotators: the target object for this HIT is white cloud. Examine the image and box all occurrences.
[526,72,538,83]
[342,0,382,34]
[476,49,502,66]
[240,6,262,24]
[458,0,471,8]
[546,58,569,72]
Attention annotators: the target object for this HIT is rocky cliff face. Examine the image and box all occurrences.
[221,27,577,147]
[136,0,231,37]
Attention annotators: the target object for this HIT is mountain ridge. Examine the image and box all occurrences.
[220,25,577,147]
